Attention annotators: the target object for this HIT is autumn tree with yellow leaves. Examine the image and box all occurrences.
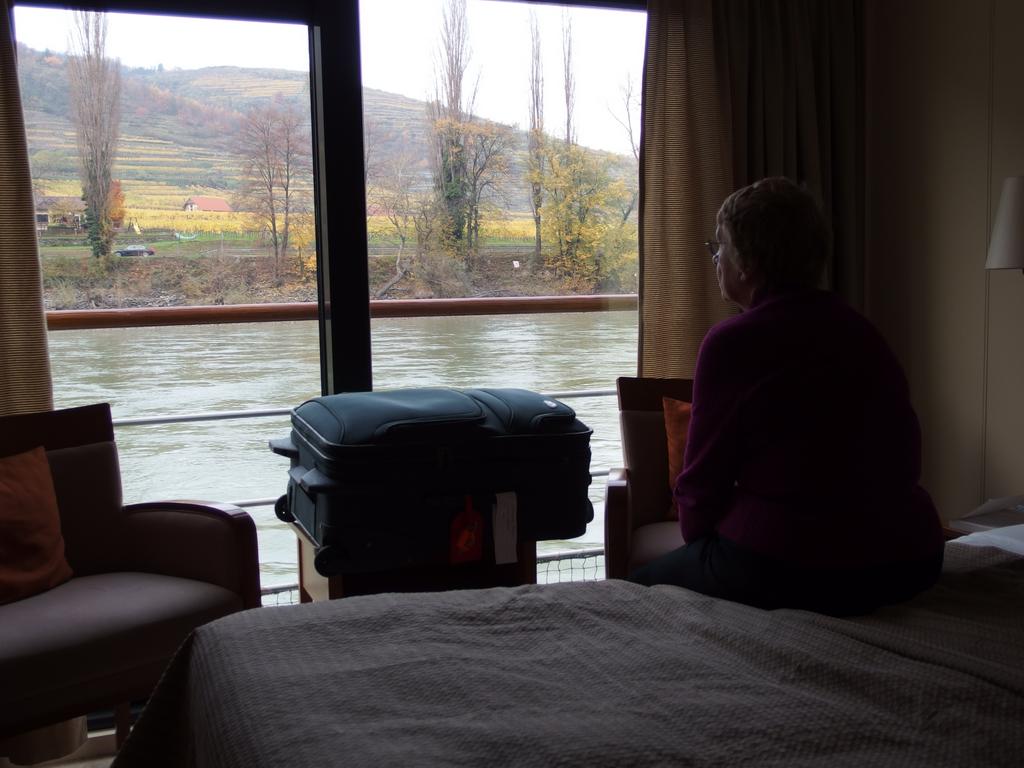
[539,18,636,292]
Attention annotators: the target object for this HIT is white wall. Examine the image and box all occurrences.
[984,1,1024,500]
[865,0,1024,520]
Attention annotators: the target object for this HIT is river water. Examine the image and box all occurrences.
[48,311,638,586]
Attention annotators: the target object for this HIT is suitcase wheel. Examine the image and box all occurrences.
[314,544,342,577]
[274,494,295,523]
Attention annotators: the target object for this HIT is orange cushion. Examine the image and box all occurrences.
[662,396,692,489]
[0,446,73,605]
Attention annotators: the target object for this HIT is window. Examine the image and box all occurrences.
[13,5,320,585]
[359,1,646,554]
[359,0,645,301]
[15,8,315,308]
[12,0,647,584]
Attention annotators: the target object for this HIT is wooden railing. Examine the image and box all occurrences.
[45,294,639,331]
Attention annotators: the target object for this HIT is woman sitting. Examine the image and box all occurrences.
[630,177,944,616]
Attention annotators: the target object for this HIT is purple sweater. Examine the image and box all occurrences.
[674,289,943,568]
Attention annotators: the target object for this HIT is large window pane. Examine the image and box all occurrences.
[359,0,645,300]
[15,7,314,310]
[359,0,646,552]
[14,7,317,585]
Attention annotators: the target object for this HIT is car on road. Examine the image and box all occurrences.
[115,244,156,257]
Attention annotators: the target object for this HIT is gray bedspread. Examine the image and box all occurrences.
[114,543,1024,767]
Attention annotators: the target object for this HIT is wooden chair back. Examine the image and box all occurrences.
[0,404,124,574]
[616,377,693,529]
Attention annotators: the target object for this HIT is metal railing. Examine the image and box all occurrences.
[111,387,616,429]
[109,387,616,511]
[46,294,638,331]
[260,546,607,606]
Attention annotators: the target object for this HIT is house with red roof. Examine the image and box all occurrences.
[183,196,233,213]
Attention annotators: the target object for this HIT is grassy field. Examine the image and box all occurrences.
[39,235,266,261]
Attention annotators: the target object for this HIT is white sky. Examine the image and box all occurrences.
[12,1,646,156]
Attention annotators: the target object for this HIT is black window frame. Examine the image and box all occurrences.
[10,0,645,395]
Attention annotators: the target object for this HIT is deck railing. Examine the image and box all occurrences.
[46,294,638,330]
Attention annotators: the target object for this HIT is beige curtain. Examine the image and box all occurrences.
[0,0,53,417]
[638,0,734,378]
[639,0,864,377]
[0,8,77,757]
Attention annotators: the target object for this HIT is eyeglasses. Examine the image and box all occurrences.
[705,240,721,265]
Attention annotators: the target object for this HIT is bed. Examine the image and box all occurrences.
[113,532,1024,767]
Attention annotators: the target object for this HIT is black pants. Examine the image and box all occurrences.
[628,535,944,617]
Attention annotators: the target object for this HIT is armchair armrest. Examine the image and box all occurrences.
[120,501,261,609]
[604,468,632,580]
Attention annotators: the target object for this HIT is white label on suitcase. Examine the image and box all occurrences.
[493,492,518,564]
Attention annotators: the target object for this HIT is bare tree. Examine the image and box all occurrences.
[363,115,380,189]
[610,73,641,223]
[67,11,121,260]
[465,121,513,249]
[562,13,575,146]
[527,11,545,269]
[369,146,419,297]
[438,0,471,127]
[611,73,641,162]
[236,102,312,285]
[411,194,451,294]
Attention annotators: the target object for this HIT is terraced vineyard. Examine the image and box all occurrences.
[18,44,297,208]
[25,111,241,204]
[130,64,310,108]
[18,42,634,217]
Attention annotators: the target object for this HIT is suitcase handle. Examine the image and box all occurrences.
[298,467,337,494]
[467,388,577,433]
[269,437,299,459]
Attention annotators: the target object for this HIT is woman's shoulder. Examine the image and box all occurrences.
[699,308,762,360]
[744,288,870,327]
[704,310,747,344]
[702,289,876,355]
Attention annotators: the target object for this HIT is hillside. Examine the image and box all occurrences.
[15,43,635,213]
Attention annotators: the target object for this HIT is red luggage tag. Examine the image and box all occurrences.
[450,495,483,564]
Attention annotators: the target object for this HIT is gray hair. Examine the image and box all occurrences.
[716,177,830,292]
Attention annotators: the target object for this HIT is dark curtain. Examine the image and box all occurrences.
[639,0,863,377]
[716,0,864,304]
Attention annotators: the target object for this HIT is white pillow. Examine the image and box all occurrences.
[955,524,1024,557]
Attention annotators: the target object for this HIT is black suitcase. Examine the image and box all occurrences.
[270,387,593,577]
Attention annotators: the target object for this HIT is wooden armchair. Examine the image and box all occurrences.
[604,377,693,580]
[0,403,261,756]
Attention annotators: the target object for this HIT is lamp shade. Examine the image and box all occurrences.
[986,176,1024,269]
